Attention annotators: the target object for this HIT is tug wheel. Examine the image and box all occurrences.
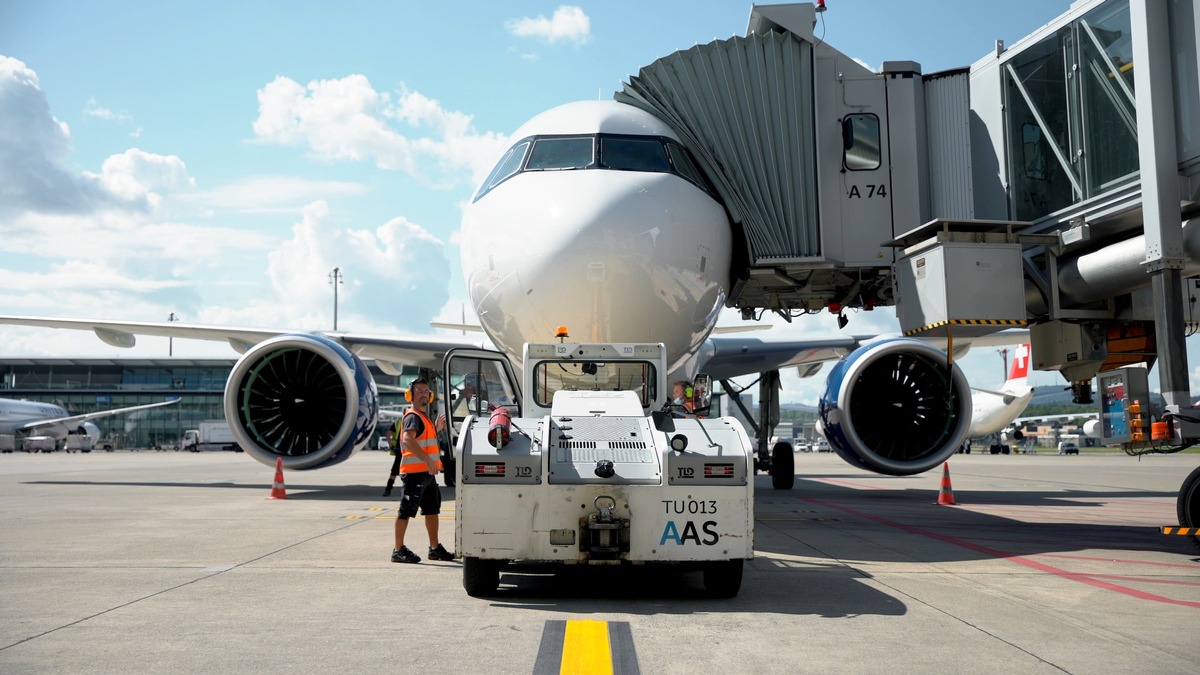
[463,557,500,597]
[1177,465,1200,552]
[703,560,744,598]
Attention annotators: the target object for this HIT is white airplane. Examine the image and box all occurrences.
[967,343,1034,439]
[0,397,181,448]
[0,100,1027,481]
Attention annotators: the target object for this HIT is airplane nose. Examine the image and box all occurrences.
[462,169,731,370]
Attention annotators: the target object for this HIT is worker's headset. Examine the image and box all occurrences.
[684,384,695,398]
[404,386,435,404]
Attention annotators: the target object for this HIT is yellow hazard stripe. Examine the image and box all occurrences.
[903,318,1027,336]
[561,620,612,674]
[1160,526,1200,535]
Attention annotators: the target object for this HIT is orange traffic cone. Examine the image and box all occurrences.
[269,457,288,500]
[934,462,956,505]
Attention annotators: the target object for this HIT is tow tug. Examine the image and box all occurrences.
[442,333,755,597]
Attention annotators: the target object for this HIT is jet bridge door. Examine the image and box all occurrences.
[441,348,521,453]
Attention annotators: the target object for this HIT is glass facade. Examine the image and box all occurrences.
[0,359,407,449]
[1004,0,1138,222]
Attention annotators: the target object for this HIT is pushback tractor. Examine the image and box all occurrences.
[443,339,755,597]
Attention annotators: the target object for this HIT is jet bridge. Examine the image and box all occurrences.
[617,3,933,317]
[620,0,1200,542]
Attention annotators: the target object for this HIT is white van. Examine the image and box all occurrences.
[1057,441,1079,455]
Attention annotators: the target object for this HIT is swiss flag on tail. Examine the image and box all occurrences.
[1004,343,1031,390]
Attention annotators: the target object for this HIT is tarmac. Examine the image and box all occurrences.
[1,450,1198,674]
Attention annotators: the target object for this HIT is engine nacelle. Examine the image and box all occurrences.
[819,338,972,476]
[1082,419,1102,438]
[1000,427,1025,443]
[224,333,379,470]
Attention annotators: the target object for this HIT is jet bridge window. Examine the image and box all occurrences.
[842,114,881,171]
[526,137,595,171]
[1003,0,1137,221]
[532,360,658,408]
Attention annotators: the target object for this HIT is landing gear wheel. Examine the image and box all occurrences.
[1177,465,1200,552]
[703,559,744,598]
[443,458,456,488]
[770,441,794,490]
[463,557,500,596]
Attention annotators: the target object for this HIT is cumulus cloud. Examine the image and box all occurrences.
[0,55,196,217]
[252,75,510,189]
[505,6,591,45]
[0,55,109,215]
[86,148,194,209]
[265,201,451,331]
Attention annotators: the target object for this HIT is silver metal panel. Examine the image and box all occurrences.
[895,242,1026,336]
[967,57,1011,220]
[924,71,974,220]
[617,31,819,262]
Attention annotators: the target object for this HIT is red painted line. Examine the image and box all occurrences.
[1031,553,1200,570]
[1083,574,1200,588]
[803,497,1200,609]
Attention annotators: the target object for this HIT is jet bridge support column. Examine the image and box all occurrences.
[1132,0,1189,409]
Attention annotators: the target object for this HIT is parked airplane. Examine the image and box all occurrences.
[0,397,180,449]
[968,344,1034,438]
[0,100,1026,482]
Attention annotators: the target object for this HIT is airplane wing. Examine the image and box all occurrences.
[0,315,489,370]
[17,398,181,433]
[1013,411,1098,425]
[701,329,1030,380]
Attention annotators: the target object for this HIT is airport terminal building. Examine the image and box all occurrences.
[0,357,409,449]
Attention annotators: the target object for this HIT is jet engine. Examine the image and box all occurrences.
[1000,427,1025,444]
[819,338,972,476]
[224,334,379,470]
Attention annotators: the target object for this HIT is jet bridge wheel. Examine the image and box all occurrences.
[1177,465,1200,552]
[463,557,501,597]
[771,441,795,490]
[703,560,744,598]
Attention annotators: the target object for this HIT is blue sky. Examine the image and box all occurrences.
[0,1,1188,402]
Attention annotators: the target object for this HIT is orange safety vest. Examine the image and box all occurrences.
[398,408,442,474]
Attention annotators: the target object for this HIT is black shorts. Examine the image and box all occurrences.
[397,472,440,519]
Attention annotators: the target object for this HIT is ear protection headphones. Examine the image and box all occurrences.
[684,385,694,398]
[404,387,435,404]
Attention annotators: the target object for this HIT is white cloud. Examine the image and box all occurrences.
[252,75,510,189]
[199,175,368,213]
[83,97,131,122]
[86,148,194,209]
[505,6,592,46]
[264,201,452,331]
[0,55,111,215]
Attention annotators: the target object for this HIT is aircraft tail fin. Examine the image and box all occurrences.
[1003,343,1031,393]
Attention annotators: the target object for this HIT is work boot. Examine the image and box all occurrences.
[382,477,395,497]
[391,546,421,564]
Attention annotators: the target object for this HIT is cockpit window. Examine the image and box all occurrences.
[474,141,529,200]
[665,143,710,192]
[600,137,671,172]
[526,137,594,170]
[472,133,717,202]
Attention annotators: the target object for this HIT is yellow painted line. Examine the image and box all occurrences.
[561,620,612,674]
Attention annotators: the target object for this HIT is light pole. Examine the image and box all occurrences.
[168,312,179,356]
[328,267,343,330]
